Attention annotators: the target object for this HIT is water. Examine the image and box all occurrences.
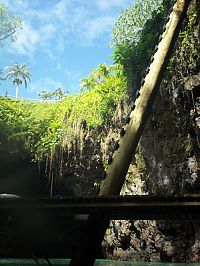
[0,259,200,266]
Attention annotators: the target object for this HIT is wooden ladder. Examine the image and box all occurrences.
[69,1,193,265]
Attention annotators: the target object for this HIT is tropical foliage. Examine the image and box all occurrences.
[0,0,184,192]
[0,2,22,45]
[3,63,31,99]
[38,87,69,101]
[0,63,126,161]
[111,0,173,83]
[81,64,113,91]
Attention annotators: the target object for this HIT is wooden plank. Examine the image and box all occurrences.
[0,196,200,219]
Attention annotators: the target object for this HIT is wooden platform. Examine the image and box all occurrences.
[1,195,200,220]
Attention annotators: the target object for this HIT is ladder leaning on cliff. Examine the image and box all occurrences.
[69,0,193,265]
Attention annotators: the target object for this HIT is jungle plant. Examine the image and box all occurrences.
[80,64,113,91]
[0,63,126,161]
[111,0,173,87]
[38,87,69,101]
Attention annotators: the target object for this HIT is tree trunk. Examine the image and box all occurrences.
[15,85,19,99]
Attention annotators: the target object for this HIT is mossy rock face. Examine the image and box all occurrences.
[139,2,200,196]
[0,63,127,196]
[103,2,200,262]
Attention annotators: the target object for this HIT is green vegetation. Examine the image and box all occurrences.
[111,0,173,86]
[1,0,195,193]
[0,63,126,162]
[3,63,31,99]
[0,98,57,156]
[0,2,22,45]
[170,2,200,76]
[0,0,177,165]
[38,87,69,101]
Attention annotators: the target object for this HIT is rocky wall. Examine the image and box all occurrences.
[102,2,200,262]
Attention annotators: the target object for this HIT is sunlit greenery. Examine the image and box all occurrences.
[111,0,173,83]
[0,63,126,161]
[0,0,178,164]
[38,87,69,101]
[3,63,31,99]
[1,0,194,191]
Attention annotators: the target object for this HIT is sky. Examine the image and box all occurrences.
[0,0,134,100]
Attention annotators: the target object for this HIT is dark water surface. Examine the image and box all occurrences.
[0,259,200,266]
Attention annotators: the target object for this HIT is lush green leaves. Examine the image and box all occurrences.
[3,63,31,98]
[111,0,163,47]
[80,64,114,91]
[111,0,173,81]
[0,63,126,161]
[0,98,57,155]
[38,87,69,101]
[4,63,31,87]
[0,2,22,45]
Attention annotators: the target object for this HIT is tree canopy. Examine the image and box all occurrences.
[111,0,172,85]
[111,0,163,48]
[38,87,69,101]
[3,63,31,99]
[0,63,126,162]
[80,63,125,91]
[0,2,22,45]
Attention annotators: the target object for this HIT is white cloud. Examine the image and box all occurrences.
[29,77,63,93]
[95,0,132,10]
[52,0,70,20]
[81,16,115,45]
[46,49,56,60]
[5,0,134,55]
[39,24,56,40]
[9,21,40,56]
[55,36,66,53]
[8,20,56,57]
[65,69,72,76]
[65,69,82,80]
[7,0,28,9]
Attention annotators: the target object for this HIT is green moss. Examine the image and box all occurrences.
[169,2,200,76]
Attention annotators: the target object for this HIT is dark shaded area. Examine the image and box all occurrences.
[0,213,87,259]
[0,196,199,260]
[0,137,48,197]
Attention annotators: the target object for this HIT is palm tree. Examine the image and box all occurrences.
[4,63,31,99]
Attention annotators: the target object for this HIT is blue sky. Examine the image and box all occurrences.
[0,0,134,99]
